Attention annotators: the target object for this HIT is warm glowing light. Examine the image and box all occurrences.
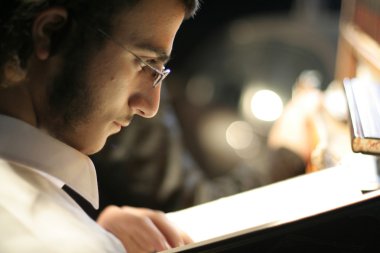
[356,63,379,82]
[226,121,254,150]
[250,89,283,121]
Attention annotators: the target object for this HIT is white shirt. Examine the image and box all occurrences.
[0,115,126,253]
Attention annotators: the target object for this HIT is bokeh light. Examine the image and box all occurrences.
[250,89,283,121]
[226,121,254,150]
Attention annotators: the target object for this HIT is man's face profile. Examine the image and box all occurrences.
[31,0,186,155]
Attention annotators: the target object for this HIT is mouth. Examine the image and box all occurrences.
[114,121,129,128]
[114,115,133,129]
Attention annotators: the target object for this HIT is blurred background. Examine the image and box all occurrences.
[165,0,342,177]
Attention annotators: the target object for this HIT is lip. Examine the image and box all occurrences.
[114,121,129,128]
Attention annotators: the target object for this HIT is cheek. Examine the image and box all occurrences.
[72,97,126,155]
[70,81,128,154]
[94,74,133,113]
[72,46,140,153]
[87,57,134,113]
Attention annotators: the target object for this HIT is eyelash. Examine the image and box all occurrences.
[146,59,160,68]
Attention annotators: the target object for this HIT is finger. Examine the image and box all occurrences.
[118,223,159,253]
[132,217,171,251]
[124,236,154,253]
[98,206,168,252]
[128,233,156,253]
[121,207,171,251]
[180,229,193,244]
[148,210,188,248]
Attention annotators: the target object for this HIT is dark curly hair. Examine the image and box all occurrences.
[0,0,200,84]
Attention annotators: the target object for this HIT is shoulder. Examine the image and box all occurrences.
[0,158,125,253]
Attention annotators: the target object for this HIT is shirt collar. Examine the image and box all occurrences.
[0,114,99,209]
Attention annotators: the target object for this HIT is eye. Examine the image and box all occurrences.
[146,59,165,70]
[135,58,160,72]
[136,59,147,70]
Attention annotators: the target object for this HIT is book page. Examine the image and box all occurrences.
[163,165,366,252]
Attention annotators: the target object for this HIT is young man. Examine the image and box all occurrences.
[0,0,199,252]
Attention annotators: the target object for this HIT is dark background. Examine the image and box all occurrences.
[163,0,343,175]
[170,0,342,70]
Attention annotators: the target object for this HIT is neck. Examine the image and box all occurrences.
[0,83,37,126]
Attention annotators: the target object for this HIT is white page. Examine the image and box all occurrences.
[163,165,367,252]
[350,79,380,138]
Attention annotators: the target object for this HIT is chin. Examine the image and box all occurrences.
[79,138,108,155]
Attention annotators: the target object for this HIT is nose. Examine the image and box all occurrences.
[128,84,162,118]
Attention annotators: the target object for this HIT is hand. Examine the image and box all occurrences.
[97,205,193,253]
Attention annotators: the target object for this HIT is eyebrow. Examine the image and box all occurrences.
[133,42,171,64]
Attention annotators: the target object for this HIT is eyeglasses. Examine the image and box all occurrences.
[95,28,171,88]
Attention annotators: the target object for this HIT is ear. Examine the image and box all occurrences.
[32,7,68,60]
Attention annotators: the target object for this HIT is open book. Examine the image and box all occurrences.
[162,156,380,252]
[343,78,380,154]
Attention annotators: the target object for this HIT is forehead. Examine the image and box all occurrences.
[110,0,186,54]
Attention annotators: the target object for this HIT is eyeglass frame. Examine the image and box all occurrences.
[95,27,171,88]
